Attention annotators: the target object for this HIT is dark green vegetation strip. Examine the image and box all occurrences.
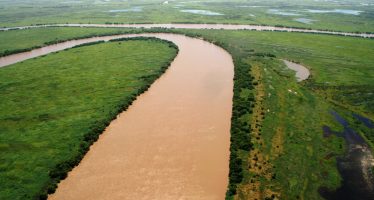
[0,38,178,200]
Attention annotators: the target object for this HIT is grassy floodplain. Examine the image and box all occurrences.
[0,27,374,199]
[0,0,374,32]
[0,38,178,199]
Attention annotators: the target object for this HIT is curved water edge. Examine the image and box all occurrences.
[0,33,234,199]
[1,23,373,38]
[282,60,310,82]
[0,34,181,68]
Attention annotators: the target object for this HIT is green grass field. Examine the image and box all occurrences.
[0,26,373,199]
[0,0,374,32]
[0,38,178,200]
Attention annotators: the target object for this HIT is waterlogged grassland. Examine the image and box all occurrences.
[0,0,374,32]
[0,39,178,199]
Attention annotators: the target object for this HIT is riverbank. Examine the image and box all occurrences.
[0,37,179,199]
[48,33,234,200]
[0,33,234,200]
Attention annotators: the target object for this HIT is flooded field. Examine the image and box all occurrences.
[0,33,233,200]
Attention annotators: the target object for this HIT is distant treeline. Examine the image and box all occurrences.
[36,37,178,200]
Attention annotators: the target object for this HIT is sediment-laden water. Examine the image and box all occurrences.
[2,26,373,200]
[0,33,234,200]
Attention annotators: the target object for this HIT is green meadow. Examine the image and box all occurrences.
[0,38,178,199]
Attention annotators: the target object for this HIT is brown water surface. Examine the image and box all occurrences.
[6,33,235,200]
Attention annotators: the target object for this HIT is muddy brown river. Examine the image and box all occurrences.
[0,33,234,199]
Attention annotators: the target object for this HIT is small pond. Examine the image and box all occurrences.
[180,9,224,16]
[267,9,301,16]
[294,18,317,24]
[305,9,363,15]
[108,7,142,13]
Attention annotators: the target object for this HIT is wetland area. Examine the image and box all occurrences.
[1,0,374,200]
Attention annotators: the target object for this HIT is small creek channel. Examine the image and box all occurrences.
[0,33,234,200]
